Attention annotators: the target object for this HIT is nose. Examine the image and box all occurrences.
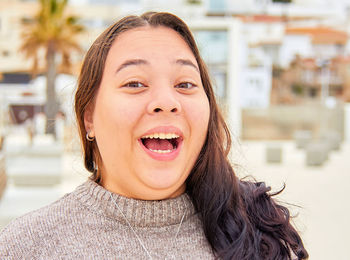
[147,86,182,114]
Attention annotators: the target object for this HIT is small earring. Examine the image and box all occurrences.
[86,132,95,142]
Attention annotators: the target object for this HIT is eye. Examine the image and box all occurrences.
[175,82,197,89]
[122,81,146,88]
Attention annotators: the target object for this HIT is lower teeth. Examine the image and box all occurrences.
[149,149,173,154]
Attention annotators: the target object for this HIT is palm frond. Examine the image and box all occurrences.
[20,0,84,72]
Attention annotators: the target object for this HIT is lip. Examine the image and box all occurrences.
[140,126,184,138]
[138,126,183,161]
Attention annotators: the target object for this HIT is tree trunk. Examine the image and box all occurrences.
[45,43,59,137]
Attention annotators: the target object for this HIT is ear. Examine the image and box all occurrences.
[84,105,94,136]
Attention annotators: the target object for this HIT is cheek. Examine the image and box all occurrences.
[184,96,210,139]
[93,94,143,149]
[94,93,141,127]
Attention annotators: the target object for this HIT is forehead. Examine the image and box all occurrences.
[106,26,197,63]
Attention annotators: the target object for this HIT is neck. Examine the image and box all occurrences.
[100,176,186,200]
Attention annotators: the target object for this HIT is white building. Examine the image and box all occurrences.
[279,34,314,68]
[1,0,350,137]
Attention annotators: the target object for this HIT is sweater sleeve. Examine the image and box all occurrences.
[0,195,71,259]
[0,216,39,258]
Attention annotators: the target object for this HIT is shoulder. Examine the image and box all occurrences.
[0,191,84,258]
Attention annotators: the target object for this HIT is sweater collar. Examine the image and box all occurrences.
[74,180,196,227]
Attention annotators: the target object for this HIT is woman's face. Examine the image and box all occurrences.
[84,26,210,200]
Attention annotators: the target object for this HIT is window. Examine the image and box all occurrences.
[272,0,292,3]
[208,0,226,12]
[194,30,228,64]
[194,30,228,101]
[2,50,10,57]
[21,17,35,25]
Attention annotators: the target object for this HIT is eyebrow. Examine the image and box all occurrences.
[175,59,199,72]
[116,59,149,73]
[115,58,199,74]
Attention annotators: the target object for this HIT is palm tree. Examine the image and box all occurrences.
[20,0,84,136]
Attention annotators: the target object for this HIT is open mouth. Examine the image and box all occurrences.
[140,133,182,154]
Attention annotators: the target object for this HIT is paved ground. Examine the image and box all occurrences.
[1,140,349,259]
[233,141,350,260]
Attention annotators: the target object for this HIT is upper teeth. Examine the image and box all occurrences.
[142,133,179,139]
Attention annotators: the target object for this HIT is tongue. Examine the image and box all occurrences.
[143,139,174,151]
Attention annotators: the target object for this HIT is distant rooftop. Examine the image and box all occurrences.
[237,15,286,23]
[285,27,348,45]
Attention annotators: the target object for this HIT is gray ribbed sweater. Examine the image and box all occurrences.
[0,180,215,259]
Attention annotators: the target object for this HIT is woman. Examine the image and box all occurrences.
[0,12,308,259]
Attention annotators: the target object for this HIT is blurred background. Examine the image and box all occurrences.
[0,0,349,259]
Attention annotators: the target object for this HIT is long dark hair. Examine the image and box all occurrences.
[75,12,308,259]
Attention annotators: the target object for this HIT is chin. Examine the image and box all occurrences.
[140,169,187,193]
[142,185,186,200]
